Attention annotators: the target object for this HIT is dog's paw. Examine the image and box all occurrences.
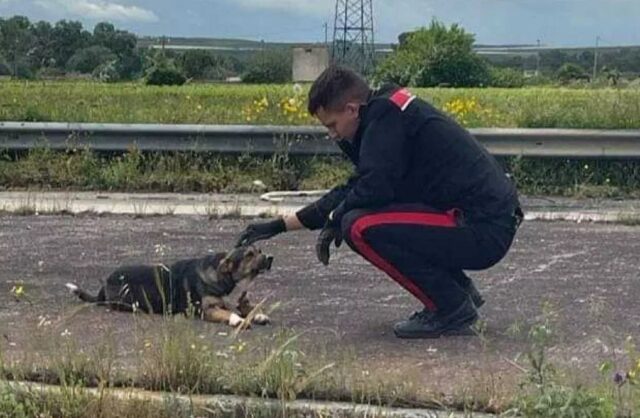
[228,313,245,328]
[252,313,270,325]
[65,283,79,294]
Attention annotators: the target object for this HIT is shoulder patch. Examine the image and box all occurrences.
[389,88,416,111]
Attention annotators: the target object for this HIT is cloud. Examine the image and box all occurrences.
[233,0,331,16]
[35,0,158,22]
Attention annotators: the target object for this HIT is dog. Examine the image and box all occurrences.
[65,245,273,328]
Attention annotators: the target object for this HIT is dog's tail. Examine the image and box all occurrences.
[65,283,105,304]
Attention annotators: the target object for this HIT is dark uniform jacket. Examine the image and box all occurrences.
[296,85,520,230]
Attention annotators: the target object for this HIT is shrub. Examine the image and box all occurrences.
[66,45,117,74]
[489,67,526,88]
[242,49,291,83]
[557,63,590,83]
[374,19,490,87]
[145,67,186,86]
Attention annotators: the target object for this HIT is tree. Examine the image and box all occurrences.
[0,54,11,76]
[179,49,234,80]
[374,20,490,87]
[93,22,136,57]
[29,20,55,68]
[66,45,116,73]
[0,16,34,77]
[51,20,91,68]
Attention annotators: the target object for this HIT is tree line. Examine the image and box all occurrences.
[2,15,639,86]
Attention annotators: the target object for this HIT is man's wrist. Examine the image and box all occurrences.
[283,214,303,231]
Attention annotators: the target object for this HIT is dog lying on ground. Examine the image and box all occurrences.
[65,245,273,328]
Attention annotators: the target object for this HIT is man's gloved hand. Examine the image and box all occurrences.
[315,212,342,266]
[235,218,286,247]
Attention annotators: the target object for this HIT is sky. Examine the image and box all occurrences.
[1,0,639,47]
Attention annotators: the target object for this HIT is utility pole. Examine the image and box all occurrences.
[592,36,600,82]
[536,39,541,76]
[324,22,328,46]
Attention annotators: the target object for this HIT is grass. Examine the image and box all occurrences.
[1,315,445,415]
[1,81,640,129]
[3,147,640,199]
[2,81,640,199]
[0,148,351,194]
[1,296,640,417]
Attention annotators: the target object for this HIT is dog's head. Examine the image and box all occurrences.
[217,245,273,282]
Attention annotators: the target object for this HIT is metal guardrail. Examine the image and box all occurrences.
[1,122,640,158]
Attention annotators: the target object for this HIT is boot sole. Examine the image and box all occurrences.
[393,313,479,339]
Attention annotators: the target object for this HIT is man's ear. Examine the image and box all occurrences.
[345,102,360,116]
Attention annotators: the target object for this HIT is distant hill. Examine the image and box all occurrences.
[136,36,640,75]
[137,36,393,51]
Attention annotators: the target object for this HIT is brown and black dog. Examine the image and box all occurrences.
[65,245,273,328]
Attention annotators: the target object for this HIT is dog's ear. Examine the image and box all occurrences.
[218,256,234,274]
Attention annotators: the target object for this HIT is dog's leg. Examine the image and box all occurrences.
[237,292,270,326]
[203,306,245,328]
[65,283,105,304]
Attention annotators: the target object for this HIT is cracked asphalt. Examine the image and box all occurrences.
[1,214,638,398]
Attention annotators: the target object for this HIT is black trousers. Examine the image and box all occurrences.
[341,204,518,314]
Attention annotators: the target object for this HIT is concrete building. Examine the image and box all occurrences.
[292,46,329,82]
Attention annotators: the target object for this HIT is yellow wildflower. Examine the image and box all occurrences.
[11,285,24,297]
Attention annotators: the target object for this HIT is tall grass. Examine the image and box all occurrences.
[2,299,640,417]
[2,148,640,198]
[1,81,640,128]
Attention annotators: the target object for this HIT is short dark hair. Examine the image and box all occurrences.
[307,65,370,115]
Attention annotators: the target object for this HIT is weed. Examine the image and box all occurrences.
[507,303,616,418]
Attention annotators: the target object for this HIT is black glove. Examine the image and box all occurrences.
[235,218,286,247]
[315,218,342,266]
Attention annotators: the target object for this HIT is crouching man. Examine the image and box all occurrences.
[236,65,522,339]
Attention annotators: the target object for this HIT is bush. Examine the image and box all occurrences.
[0,55,10,76]
[144,52,186,86]
[145,67,186,86]
[374,20,490,87]
[93,60,120,82]
[179,49,235,80]
[108,52,144,81]
[242,49,291,83]
[12,59,35,79]
[557,63,590,83]
[489,67,526,87]
[66,45,117,74]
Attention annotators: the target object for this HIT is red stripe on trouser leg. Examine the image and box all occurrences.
[349,211,458,312]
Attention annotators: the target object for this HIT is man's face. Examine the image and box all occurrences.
[315,102,360,141]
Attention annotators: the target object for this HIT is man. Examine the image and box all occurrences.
[236,65,522,338]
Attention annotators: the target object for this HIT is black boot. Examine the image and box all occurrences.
[455,271,485,308]
[393,298,478,339]
[465,280,485,308]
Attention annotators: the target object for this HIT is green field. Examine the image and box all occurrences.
[2,81,640,129]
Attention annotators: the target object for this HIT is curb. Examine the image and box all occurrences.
[525,210,640,224]
[0,191,639,224]
[2,380,496,418]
